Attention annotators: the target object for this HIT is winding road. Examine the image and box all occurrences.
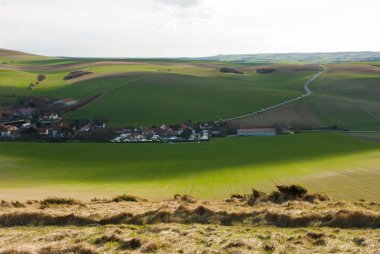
[220,64,328,122]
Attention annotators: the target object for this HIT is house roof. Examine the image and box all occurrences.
[19,108,37,113]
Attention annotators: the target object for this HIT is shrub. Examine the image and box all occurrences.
[37,74,46,82]
[277,185,308,198]
[220,67,244,74]
[256,68,276,74]
[64,71,92,80]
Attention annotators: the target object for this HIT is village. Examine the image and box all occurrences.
[0,96,281,143]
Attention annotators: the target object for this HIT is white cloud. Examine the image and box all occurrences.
[155,0,200,7]
[0,0,379,57]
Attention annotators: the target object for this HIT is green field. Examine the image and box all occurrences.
[0,133,379,201]
[0,49,316,126]
[232,64,380,130]
[1,49,380,202]
[37,71,310,126]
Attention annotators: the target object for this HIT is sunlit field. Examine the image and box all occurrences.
[0,133,379,201]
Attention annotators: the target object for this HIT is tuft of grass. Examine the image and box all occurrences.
[173,194,196,203]
[0,250,33,254]
[140,242,167,253]
[40,197,83,207]
[111,194,146,203]
[232,185,331,205]
[0,201,25,208]
[353,236,367,246]
[39,244,98,254]
[94,234,121,245]
[119,238,142,250]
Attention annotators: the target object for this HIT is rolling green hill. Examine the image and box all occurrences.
[232,64,380,130]
[0,133,379,201]
[35,71,312,127]
[1,49,379,129]
[1,49,380,203]
[0,50,317,126]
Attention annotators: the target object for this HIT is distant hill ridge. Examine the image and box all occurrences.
[191,52,380,63]
[2,48,380,63]
[0,48,42,57]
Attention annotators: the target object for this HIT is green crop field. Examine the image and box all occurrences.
[233,63,380,130]
[0,49,317,127]
[1,49,380,203]
[0,133,379,201]
[37,71,311,127]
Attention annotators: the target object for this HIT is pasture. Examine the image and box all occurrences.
[0,133,379,201]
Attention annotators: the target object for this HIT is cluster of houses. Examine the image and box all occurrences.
[111,125,281,144]
[1,96,283,143]
[0,99,108,140]
[111,124,210,143]
[0,108,65,139]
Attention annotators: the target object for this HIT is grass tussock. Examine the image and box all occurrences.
[0,250,33,254]
[111,194,147,203]
[0,212,93,227]
[119,238,142,250]
[93,234,142,250]
[40,197,83,207]
[174,194,197,203]
[0,203,379,228]
[228,185,331,205]
[0,185,379,229]
[0,201,25,208]
[140,242,167,253]
[39,244,98,254]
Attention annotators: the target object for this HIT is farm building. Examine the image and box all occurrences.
[53,98,77,106]
[237,128,276,136]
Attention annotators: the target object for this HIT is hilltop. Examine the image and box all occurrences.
[0,187,379,253]
[197,51,380,64]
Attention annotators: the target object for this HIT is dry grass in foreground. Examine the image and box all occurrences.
[0,185,379,253]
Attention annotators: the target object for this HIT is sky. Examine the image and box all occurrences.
[0,0,379,57]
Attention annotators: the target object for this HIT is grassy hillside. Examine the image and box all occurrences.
[37,71,311,126]
[4,49,379,129]
[0,133,379,201]
[0,48,51,65]
[0,55,316,126]
[232,63,380,130]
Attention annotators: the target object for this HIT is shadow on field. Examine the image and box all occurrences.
[0,133,379,183]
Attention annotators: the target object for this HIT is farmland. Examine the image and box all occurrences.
[1,49,380,203]
[0,52,316,127]
[2,49,380,129]
[0,133,379,201]
[233,63,380,130]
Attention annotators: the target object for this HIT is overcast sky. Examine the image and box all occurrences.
[0,0,379,57]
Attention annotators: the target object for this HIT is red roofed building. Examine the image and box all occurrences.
[53,98,77,106]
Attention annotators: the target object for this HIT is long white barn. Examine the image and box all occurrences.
[237,128,276,136]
